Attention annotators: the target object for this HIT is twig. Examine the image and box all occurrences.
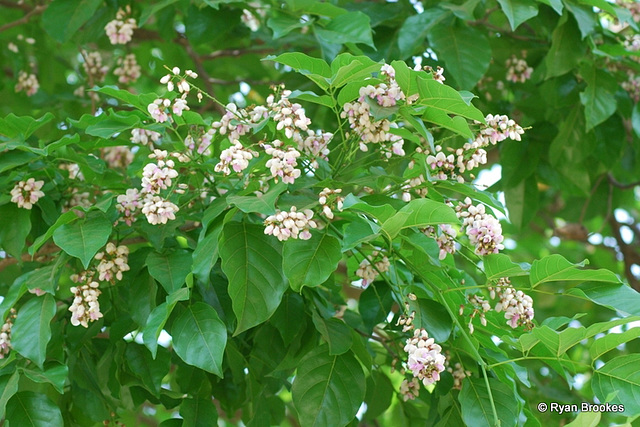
[200,47,275,61]
[608,173,640,190]
[0,4,47,33]
[608,216,640,291]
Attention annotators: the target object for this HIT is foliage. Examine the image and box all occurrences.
[1,0,640,426]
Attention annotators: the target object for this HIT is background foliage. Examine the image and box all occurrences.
[2,0,640,426]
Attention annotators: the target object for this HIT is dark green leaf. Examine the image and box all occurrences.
[315,12,375,48]
[20,364,68,394]
[180,396,218,427]
[6,391,63,427]
[0,204,31,259]
[544,14,585,78]
[52,211,112,269]
[458,377,518,427]
[283,233,342,292]
[11,295,56,368]
[142,288,189,358]
[592,354,640,414]
[410,298,453,342]
[497,0,539,30]
[312,312,353,355]
[0,372,19,419]
[146,250,193,293]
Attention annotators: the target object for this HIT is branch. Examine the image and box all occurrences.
[608,173,640,190]
[200,47,275,61]
[0,4,47,33]
[608,216,640,291]
[0,1,31,11]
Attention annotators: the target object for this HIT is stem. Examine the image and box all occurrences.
[487,356,590,370]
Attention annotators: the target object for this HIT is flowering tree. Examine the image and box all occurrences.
[1,1,640,426]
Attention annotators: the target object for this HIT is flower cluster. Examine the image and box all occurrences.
[475,114,525,146]
[264,207,318,241]
[82,51,108,83]
[212,103,268,141]
[399,378,421,401]
[463,294,492,334]
[186,129,215,156]
[619,0,640,22]
[422,224,457,260]
[455,198,505,256]
[160,67,197,94]
[69,272,103,328]
[447,361,471,390]
[95,243,130,283]
[490,277,535,329]
[341,64,405,157]
[141,150,179,193]
[15,71,39,96]
[0,309,16,359]
[241,9,260,32]
[63,190,92,212]
[625,34,640,52]
[102,146,134,169]
[130,128,161,147]
[404,328,446,387]
[267,88,311,141]
[263,139,302,184]
[59,163,83,180]
[298,130,332,168]
[505,55,533,83]
[396,304,416,332]
[116,189,141,226]
[114,54,141,84]
[148,98,189,123]
[10,178,45,209]
[426,146,460,182]
[215,140,258,175]
[355,251,390,288]
[622,72,640,103]
[401,173,427,201]
[105,7,137,45]
[318,188,344,219]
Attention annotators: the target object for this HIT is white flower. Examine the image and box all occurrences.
[15,71,39,96]
[215,140,258,175]
[264,207,317,241]
[10,178,45,209]
[130,128,161,147]
[114,53,141,84]
[148,99,170,123]
[141,194,179,225]
[95,243,130,283]
[116,188,141,225]
[104,7,137,45]
[172,98,189,116]
[69,275,103,328]
[264,140,302,184]
[403,328,446,387]
[0,309,16,359]
[490,277,534,329]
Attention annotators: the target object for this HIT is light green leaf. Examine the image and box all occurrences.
[11,295,56,368]
[579,66,617,131]
[458,377,518,427]
[227,182,287,215]
[283,233,342,292]
[537,0,564,15]
[84,111,141,139]
[143,288,189,358]
[497,0,539,30]
[0,372,19,419]
[219,222,288,335]
[484,254,529,281]
[312,312,353,355]
[267,13,306,38]
[0,113,54,140]
[341,194,396,223]
[292,346,365,427]
[592,354,640,414]
[146,250,193,293]
[381,198,459,238]
[565,0,598,38]
[567,282,640,316]
[530,254,621,288]
[171,303,227,377]
[288,90,335,108]
[330,55,380,88]
[52,211,112,269]
[590,328,640,361]
[6,392,63,427]
[545,14,585,78]
[422,109,473,138]
[565,412,601,427]
[20,364,68,394]
[315,12,375,48]
[418,78,486,122]
[264,53,330,90]
[192,222,223,283]
[427,22,491,90]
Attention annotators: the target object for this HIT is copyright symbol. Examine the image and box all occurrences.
[538,402,548,412]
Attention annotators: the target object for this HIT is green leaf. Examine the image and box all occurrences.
[565,0,598,38]
[312,312,353,355]
[0,372,19,419]
[592,354,640,414]
[544,14,585,78]
[146,250,193,293]
[219,222,288,335]
[567,282,640,316]
[565,412,601,427]
[381,198,459,238]
[497,0,539,30]
[125,344,170,396]
[410,298,452,342]
[530,254,621,288]
[0,113,54,140]
[171,303,227,377]
[579,66,617,131]
[227,182,287,215]
[42,0,102,43]
[397,10,448,58]
[283,233,342,292]
[264,53,330,90]
[29,210,82,255]
[84,111,141,139]
[590,328,640,361]
[143,288,189,358]
[364,371,394,420]
[11,295,56,368]
[537,0,564,15]
[6,392,63,427]
[330,54,380,88]
[20,364,68,394]
[267,12,306,38]
[52,211,112,269]
[315,12,375,48]
[504,175,539,229]
[180,397,219,427]
[342,194,396,223]
[192,223,223,283]
[418,78,485,122]
[0,204,31,259]
[427,22,491,90]
[458,377,518,427]
[292,346,365,427]
[484,254,529,281]
[288,90,336,108]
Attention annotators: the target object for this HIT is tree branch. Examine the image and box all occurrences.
[608,216,640,291]
[608,173,640,190]
[200,47,275,61]
[0,4,47,33]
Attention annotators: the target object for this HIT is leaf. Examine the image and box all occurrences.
[410,298,452,342]
[504,175,539,229]
[192,222,223,283]
[312,312,353,355]
[315,12,375,48]
[530,254,621,288]
[143,288,189,358]
[180,397,219,427]
[52,211,112,269]
[497,0,539,30]
[484,254,529,281]
[397,10,448,58]
[171,303,227,377]
[341,194,396,223]
[330,54,380,88]
[0,113,54,140]
[11,295,56,368]
[567,282,640,316]
[565,0,598,39]
[0,204,31,259]
[29,210,83,255]
[579,65,617,131]
[458,377,518,427]
[364,371,394,420]
[6,392,63,427]
[125,344,170,396]
[427,21,491,90]
[146,250,193,293]
[0,372,19,419]
[564,412,601,427]
[84,111,141,138]
[292,346,365,427]
[227,182,287,215]
[264,53,330,90]
[20,364,68,394]
[537,0,564,15]
[417,78,486,122]
[431,180,506,216]
[592,354,640,414]
[288,90,335,108]
[283,233,342,292]
[590,328,640,361]
[544,14,585,78]
[42,0,103,42]
[219,223,288,335]
[381,198,459,238]
[267,12,306,38]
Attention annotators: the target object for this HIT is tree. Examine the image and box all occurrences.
[1,0,640,425]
